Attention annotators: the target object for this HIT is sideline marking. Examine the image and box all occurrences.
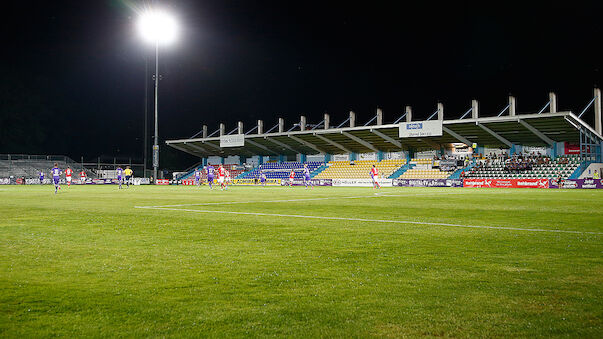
[135,206,603,235]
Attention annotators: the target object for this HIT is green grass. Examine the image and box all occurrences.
[1,185,602,338]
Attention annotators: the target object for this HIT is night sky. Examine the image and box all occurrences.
[1,1,601,168]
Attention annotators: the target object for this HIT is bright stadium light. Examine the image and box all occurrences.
[136,8,179,183]
[137,9,178,45]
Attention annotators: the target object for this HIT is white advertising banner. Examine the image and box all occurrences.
[332,154,350,161]
[399,120,443,138]
[358,152,377,160]
[332,178,394,187]
[220,134,245,148]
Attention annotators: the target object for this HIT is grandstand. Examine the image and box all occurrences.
[464,154,581,180]
[313,159,405,179]
[144,90,602,186]
[240,161,323,180]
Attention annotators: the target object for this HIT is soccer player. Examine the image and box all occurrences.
[289,169,295,187]
[116,166,124,189]
[217,164,226,190]
[65,166,73,187]
[124,166,133,188]
[80,169,86,184]
[39,170,45,185]
[225,169,231,188]
[194,168,201,186]
[303,164,313,189]
[370,164,381,189]
[206,164,215,189]
[260,172,267,187]
[51,163,61,194]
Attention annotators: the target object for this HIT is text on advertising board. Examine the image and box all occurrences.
[399,120,443,138]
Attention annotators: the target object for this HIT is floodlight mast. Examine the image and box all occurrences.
[137,9,178,183]
[152,41,159,183]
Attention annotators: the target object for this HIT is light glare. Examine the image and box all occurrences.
[137,10,178,45]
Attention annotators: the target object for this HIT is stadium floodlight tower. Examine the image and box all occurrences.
[137,8,178,182]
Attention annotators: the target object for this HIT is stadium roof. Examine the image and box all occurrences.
[166,111,603,157]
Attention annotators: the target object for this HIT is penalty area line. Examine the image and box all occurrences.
[134,206,603,235]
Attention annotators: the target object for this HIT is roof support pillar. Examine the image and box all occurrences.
[278,118,285,133]
[300,116,306,131]
[376,108,383,125]
[257,120,263,134]
[509,96,516,116]
[237,121,244,134]
[324,113,330,129]
[349,111,356,127]
[202,125,208,138]
[219,123,225,136]
[549,92,557,113]
[405,106,412,122]
[472,100,479,119]
[437,102,444,120]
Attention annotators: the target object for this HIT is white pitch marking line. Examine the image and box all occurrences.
[134,206,603,235]
[135,192,464,209]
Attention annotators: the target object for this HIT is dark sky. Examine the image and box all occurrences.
[1,1,601,168]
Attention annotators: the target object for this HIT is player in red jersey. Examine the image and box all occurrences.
[218,164,226,190]
[80,170,86,184]
[65,166,73,187]
[370,164,380,189]
[289,169,295,187]
[225,169,231,188]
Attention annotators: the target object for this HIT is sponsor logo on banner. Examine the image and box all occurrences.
[220,134,245,148]
[393,179,462,187]
[332,178,393,187]
[155,179,170,185]
[463,179,549,188]
[280,179,333,186]
[550,179,603,189]
[0,178,10,185]
[399,120,443,138]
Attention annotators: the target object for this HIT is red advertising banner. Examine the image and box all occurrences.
[463,178,549,188]
[155,179,170,185]
[181,179,196,185]
[564,142,580,154]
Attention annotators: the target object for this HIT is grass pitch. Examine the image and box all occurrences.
[1,185,602,337]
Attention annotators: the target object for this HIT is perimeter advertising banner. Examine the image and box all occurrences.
[220,134,245,147]
[393,179,463,187]
[280,179,333,186]
[463,178,549,188]
[399,120,443,138]
[332,178,393,187]
[549,178,603,189]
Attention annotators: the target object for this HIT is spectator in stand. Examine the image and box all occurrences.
[594,170,600,180]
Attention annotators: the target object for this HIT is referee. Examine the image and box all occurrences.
[124,166,133,188]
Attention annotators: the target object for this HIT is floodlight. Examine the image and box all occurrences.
[137,9,178,45]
